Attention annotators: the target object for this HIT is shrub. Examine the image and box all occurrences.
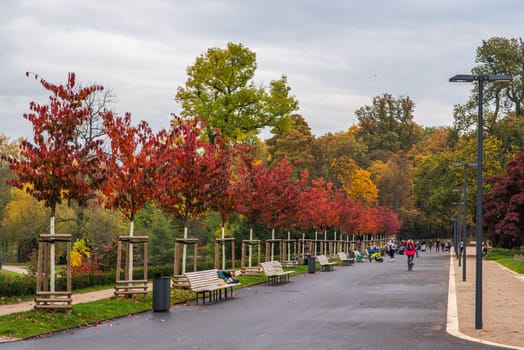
[0,273,35,296]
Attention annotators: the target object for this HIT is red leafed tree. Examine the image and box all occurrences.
[99,112,160,280]
[250,160,297,229]
[351,202,377,236]
[265,161,302,232]
[155,116,224,240]
[238,158,300,260]
[99,112,159,229]
[236,155,268,243]
[207,140,247,234]
[484,151,524,248]
[301,178,340,234]
[374,206,400,235]
[4,72,104,291]
[335,190,356,235]
[206,137,248,270]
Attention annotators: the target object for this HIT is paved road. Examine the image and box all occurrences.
[2,252,508,350]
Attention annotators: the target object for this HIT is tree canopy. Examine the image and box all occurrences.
[484,151,524,248]
[175,42,299,143]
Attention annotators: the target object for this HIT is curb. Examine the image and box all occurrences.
[446,253,524,350]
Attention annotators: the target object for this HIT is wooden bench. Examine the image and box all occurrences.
[261,261,293,285]
[184,269,241,304]
[317,255,336,271]
[337,252,355,265]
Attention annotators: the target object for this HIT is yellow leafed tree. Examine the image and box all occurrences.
[332,156,378,205]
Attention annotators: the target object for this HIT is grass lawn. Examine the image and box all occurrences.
[485,248,524,274]
[496,257,524,274]
[0,263,312,340]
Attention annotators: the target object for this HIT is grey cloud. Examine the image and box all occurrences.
[1,0,523,140]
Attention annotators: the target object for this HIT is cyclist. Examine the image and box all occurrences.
[405,239,416,271]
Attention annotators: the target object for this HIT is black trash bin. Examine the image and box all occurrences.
[152,274,171,312]
[307,255,316,273]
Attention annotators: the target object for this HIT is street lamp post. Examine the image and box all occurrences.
[449,74,512,330]
[452,162,476,282]
[452,201,463,264]
[451,195,462,266]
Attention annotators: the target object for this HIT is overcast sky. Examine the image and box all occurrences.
[1,0,523,140]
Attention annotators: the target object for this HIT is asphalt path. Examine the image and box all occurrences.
[2,252,509,350]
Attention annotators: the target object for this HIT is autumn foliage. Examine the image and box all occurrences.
[5,71,402,256]
[4,72,104,217]
[99,112,160,224]
[484,151,524,248]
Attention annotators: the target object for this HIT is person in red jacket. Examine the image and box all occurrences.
[405,239,416,271]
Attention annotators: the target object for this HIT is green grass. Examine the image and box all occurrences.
[496,257,524,274]
[0,296,154,339]
[485,248,524,274]
[0,264,312,340]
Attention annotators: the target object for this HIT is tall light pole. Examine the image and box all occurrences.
[452,162,476,282]
[451,195,462,266]
[449,74,512,330]
[451,201,463,263]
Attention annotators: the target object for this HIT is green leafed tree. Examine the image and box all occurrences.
[453,37,524,132]
[266,114,315,177]
[354,93,423,156]
[175,42,299,142]
[412,151,458,231]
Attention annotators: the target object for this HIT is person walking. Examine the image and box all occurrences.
[387,240,396,261]
[405,239,416,271]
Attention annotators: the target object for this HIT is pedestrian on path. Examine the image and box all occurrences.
[387,240,396,261]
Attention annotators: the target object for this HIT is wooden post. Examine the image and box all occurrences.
[214,237,235,271]
[173,238,198,289]
[114,236,149,298]
[35,234,72,311]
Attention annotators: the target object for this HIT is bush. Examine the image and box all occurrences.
[0,264,194,297]
[56,271,115,290]
[0,273,35,296]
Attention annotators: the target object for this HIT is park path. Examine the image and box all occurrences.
[1,252,511,350]
[1,253,523,349]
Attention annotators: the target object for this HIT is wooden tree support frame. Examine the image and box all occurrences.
[215,238,235,271]
[314,239,336,257]
[115,236,148,298]
[172,238,199,289]
[298,239,312,261]
[281,239,298,267]
[327,240,336,258]
[265,239,282,262]
[241,240,262,275]
[35,234,72,311]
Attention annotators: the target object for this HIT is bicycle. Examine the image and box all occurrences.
[407,255,414,271]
